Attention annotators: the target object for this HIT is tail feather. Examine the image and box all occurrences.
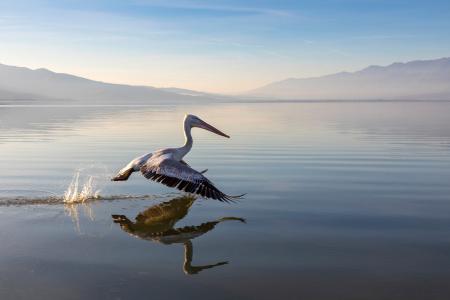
[112,214,130,223]
[111,168,134,181]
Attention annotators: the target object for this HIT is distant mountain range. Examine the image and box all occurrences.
[248,57,450,100]
[1,58,450,104]
[0,63,216,104]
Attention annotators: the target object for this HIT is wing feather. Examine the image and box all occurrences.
[140,158,238,202]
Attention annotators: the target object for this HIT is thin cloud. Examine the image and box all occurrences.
[133,0,293,17]
[349,34,418,41]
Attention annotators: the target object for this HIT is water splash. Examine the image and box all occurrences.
[0,166,178,206]
[0,193,167,206]
[63,170,101,203]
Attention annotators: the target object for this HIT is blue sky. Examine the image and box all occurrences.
[0,0,449,93]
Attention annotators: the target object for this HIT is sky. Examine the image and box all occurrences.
[0,0,449,93]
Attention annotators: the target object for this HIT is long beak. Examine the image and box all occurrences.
[198,120,230,138]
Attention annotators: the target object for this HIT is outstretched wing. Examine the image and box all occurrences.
[140,158,238,202]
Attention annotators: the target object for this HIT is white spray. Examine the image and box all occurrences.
[63,170,102,203]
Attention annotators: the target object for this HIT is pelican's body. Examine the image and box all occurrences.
[112,114,242,202]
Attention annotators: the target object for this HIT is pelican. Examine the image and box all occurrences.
[112,114,243,202]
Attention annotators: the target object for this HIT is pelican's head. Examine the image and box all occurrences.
[185,114,230,138]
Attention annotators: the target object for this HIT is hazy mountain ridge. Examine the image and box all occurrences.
[248,57,450,100]
[2,58,450,104]
[0,63,212,104]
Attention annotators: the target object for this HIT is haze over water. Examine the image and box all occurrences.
[1,102,450,299]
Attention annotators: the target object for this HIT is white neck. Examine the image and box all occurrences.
[179,120,193,158]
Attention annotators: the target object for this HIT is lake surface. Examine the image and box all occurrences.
[1,102,450,299]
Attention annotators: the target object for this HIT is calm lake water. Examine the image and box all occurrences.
[1,102,450,299]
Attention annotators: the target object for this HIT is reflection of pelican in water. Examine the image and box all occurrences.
[112,195,245,275]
